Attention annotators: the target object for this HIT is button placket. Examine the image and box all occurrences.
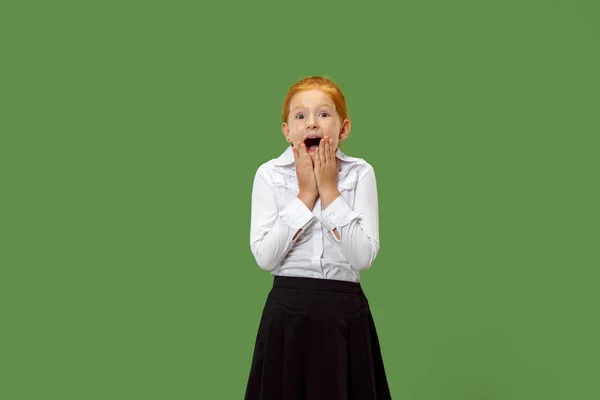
[314,197,324,276]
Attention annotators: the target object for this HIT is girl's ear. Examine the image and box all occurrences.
[282,122,291,142]
[338,119,351,141]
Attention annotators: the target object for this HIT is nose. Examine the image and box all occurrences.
[306,115,318,130]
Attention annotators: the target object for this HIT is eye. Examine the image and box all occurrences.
[295,114,304,119]
[319,112,330,117]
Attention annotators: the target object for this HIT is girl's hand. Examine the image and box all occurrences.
[313,136,340,198]
[292,142,318,197]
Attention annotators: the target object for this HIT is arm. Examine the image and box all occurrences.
[320,189,341,239]
[250,169,317,271]
[293,191,318,239]
[319,165,380,271]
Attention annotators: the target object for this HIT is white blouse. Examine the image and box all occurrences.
[249,145,380,283]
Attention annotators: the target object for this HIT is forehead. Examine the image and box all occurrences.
[289,89,335,109]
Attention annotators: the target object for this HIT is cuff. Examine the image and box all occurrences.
[280,196,316,230]
[319,196,359,237]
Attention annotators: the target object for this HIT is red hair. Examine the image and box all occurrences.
[281,76,350,124]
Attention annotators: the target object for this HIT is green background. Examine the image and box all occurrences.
[2,0,599,398]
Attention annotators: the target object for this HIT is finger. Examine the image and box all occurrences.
[328,138,334,163]
[302,143,310,161]
[324,137,331,164]
[302,143,309,157]
[302,144,313,166]
[308,151,315,166]
[319,137,326,164]
[303,144,311,166]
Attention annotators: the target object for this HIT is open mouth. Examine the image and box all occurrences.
[304,137,321,150]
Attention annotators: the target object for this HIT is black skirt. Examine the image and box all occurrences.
[244,276,392,400]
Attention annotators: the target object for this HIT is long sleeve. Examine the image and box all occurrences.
[250,168,316,271]
[318,165,380,271]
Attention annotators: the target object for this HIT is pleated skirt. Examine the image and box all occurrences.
[244,276,392,400]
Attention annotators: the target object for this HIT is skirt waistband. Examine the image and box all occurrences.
[273,276,363,294]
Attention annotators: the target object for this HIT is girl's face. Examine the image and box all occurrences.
[282,89,350,159]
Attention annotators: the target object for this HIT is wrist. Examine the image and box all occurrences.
[319,187,340,200]
[298,189,318,199]
[298,191,317,210]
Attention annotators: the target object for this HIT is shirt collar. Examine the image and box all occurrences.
[273,144,353,166]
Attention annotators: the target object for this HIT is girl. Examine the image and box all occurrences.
[245,76,391,400]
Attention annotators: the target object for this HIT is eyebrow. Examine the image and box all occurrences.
[291,104,333,112]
